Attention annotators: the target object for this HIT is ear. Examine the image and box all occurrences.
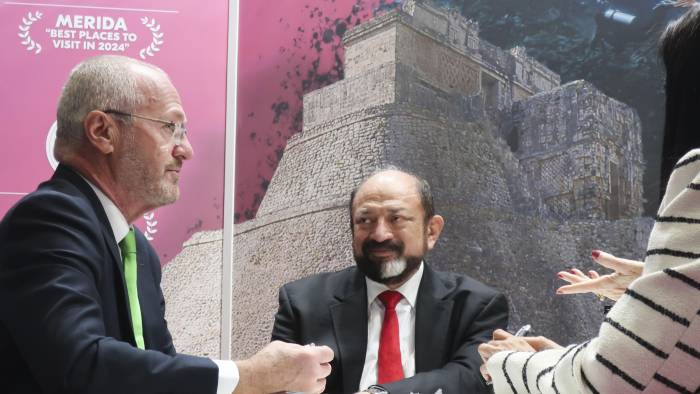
[83,110,118,154]
[425,214,444,250]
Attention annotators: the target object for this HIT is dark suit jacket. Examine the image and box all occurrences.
[272,264,508,394]
[0,165,218,394]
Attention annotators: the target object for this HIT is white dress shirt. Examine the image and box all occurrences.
[359,262,424,391]
[83,178,238,394]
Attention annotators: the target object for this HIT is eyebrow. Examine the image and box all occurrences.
[355,206,408,215]
[355,208,373,215]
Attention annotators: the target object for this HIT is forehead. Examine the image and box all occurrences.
[132,64,185,121]
[353,171,421,212]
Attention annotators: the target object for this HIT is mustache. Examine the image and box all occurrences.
[362,240,403,253]
[165,160,183,171]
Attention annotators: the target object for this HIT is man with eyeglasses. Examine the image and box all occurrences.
[0,55,332,394]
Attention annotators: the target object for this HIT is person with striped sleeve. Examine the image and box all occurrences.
[477,5,700,394]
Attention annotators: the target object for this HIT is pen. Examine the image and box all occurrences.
[514,324,531,337]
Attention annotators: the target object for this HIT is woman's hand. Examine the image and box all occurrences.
[556,250,643,301]
[478,329,562,382]
[479,329,561,359]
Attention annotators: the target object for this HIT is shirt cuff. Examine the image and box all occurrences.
[213,359,239,394]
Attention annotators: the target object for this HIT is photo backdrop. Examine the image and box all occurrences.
[232,0,679,357]
[237,0,683,223]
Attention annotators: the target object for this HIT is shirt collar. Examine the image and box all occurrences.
[79,175,130,243]
[365,262,424,309]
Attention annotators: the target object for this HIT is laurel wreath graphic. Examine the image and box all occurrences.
[143,211,158,241]
[18,11,42,55]
[139,17,164,59]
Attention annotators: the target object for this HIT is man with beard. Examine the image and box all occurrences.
[0,55,333,394]
[272,168,508,394]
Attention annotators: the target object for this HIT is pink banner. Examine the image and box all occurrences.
[1,0,229,263]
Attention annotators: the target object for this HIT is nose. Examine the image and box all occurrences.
[370,218,393,243]
[173,134,194,160]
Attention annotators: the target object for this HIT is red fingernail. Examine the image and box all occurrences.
[557,273,564,279]
[569,269,576,274]
[592,250,600,258]
[556,289,563,294]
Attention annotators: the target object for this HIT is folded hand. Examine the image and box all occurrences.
[477,329,561,382]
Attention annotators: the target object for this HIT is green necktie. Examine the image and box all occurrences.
[119,229,145,349]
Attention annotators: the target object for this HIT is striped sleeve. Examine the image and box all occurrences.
[647,149,700,273]
[486,149,700,394]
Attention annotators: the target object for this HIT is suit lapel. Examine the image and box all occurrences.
[53,165,131,328]
[53,165,124,271]
[104,225,133,346]
[103,228,124,280]
[414,264,453,372]
[330,269,368,394]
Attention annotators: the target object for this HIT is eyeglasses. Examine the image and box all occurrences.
[103,109,188,145]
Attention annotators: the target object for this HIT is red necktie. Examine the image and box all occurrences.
[377,290,404,384]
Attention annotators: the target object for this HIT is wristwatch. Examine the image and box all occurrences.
[366,385,389,394]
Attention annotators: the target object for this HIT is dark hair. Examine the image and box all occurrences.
[348,166,435,229]
[659,5,700,199]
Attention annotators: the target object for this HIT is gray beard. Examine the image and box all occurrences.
[380,258,407,279]
[355,252,423,286]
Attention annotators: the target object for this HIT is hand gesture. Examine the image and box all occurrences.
[556,250,643,301]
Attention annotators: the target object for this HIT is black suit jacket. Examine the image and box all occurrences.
[272,264,508,394]
[0,165,218,394]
